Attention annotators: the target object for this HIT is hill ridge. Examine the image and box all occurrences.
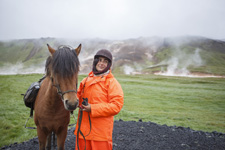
[0,36,225,75]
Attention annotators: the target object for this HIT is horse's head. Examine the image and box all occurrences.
[46,44,81,111]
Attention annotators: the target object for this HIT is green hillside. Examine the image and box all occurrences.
[0,36,225,75]
[0,38,55,67]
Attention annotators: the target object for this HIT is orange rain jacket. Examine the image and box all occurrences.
[74,71,124,141]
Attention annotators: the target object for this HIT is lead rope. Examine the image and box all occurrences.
[76,76,92,150]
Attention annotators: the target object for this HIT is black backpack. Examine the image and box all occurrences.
[22,76,45,109]
[23,82,40,108]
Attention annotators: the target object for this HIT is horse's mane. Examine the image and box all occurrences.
[45,46,80,78]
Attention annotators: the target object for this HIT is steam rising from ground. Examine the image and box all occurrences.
[122,63,143,75]
[0,62,45,75]
[123,65,134,75]
[159,48,203,76]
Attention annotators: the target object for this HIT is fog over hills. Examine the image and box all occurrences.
[0,36,225,77]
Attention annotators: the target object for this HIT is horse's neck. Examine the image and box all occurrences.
[43,77,62,107]
[35,77,68,117]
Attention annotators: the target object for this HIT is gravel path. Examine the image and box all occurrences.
[1,120,225,150]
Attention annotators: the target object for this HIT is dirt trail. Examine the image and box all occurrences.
[1,120,225,150]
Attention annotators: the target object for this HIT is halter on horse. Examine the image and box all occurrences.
[34,44,81,150]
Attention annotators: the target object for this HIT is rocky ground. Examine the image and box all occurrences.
[1,120,225,150]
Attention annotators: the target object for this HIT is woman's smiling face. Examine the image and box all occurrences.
[96,57,109,72]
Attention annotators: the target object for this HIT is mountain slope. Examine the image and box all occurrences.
[0,36,224,75]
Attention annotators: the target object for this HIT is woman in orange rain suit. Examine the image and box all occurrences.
[74,49,124,150]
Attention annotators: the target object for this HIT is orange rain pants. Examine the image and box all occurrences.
[75,139,112,150]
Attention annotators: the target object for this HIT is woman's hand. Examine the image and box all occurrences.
[82,103,91,112]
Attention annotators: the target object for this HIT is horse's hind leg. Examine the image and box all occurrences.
[45,132,52,150]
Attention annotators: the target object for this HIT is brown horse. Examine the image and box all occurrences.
[34,44,81,150]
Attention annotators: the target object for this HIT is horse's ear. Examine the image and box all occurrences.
[75,44,81,56]
[47,44,56,55]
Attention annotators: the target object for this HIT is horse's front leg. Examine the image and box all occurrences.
[45,132,52,150]
[56,126,68,150]
[37,126,48,150]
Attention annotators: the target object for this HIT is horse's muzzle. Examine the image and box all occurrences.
[64,99,79,111]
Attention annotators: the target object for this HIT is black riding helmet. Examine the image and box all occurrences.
[92,49,112,75]
[94,49,112,62]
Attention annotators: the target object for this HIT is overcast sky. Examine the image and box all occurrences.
[0,0,225,41]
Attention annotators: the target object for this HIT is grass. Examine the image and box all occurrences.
[114,74,225,132]
[0,74,225,147]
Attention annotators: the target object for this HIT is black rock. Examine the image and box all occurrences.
[1,121,225,150]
